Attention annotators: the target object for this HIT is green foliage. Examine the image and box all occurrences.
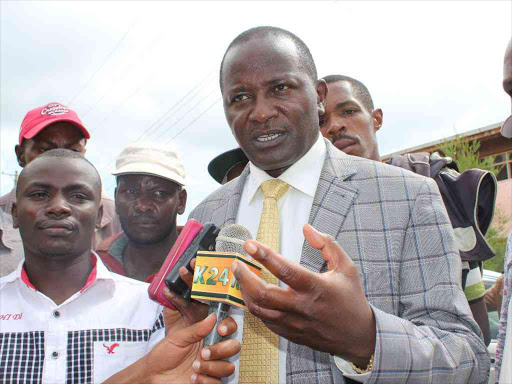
[483,217,507,273]
[438,137,501,175]
[439,137,508,272]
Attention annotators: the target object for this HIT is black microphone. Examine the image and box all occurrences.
[201,224,253,347]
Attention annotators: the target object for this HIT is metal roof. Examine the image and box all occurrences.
[382,122,504,158]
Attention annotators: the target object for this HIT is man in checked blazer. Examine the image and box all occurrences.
[189,26,489,384]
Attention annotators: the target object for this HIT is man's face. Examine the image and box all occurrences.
[13,157,102,259]
[320,81,382,161]
[15,122,87,167]
[115,175,186,245]
[222,36,326,176]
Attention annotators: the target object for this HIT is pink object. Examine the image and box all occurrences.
[148,219,203,310]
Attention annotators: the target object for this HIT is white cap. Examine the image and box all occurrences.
[113,143,186,186]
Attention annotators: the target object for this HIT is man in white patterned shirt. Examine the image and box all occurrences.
[0,149,240,384]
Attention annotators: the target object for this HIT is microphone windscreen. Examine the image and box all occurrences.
[215,224,253,256]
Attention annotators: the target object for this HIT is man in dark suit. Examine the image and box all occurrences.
[188,26,489,384]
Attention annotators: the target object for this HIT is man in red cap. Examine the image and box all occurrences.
[0,102,121,249]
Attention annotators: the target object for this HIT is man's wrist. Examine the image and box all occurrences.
[349,354,374,374]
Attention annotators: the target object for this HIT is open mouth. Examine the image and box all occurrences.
[255,133,283,142]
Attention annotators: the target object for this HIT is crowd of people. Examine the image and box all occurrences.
[0,26,511,384]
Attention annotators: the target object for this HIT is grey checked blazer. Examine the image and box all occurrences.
[190,139,490,384]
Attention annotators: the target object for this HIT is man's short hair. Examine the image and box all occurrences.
[16,148,101,196]
[322,75,375,112]
[219,26,318,92]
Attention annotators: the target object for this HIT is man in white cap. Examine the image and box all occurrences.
[96,143,187,282]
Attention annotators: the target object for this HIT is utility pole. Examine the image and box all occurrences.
[2,171,18,187]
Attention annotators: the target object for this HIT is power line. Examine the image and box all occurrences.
[152,88,218,142]
[123,71,215,143]
[164,97,221,144]
[94,72,215,173]
[2,171,18,186]
[104,97,221,193]
[66,18,139,106]
[78,28,168,120]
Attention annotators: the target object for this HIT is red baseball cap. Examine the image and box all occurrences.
[18,102,90,145]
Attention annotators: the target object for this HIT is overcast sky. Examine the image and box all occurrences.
[1,1,511,222]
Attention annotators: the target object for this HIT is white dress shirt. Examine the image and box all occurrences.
[0,252,165,384]
[227,135,368,383]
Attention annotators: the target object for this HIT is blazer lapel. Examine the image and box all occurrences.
[300,141,359,273]
[210,166,249,226]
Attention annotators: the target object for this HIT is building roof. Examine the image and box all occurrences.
[382,122,503,160]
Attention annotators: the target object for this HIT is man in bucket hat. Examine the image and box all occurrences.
[96,143,187,282]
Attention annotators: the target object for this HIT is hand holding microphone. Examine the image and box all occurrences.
[148,220,256,344]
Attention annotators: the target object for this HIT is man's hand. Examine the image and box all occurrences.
[231,224,376,367]
[163,259,209,334]
[104,314,240,384]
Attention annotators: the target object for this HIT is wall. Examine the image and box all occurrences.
[495,178,512,235]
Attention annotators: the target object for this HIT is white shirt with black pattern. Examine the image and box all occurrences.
[0,252,165,384]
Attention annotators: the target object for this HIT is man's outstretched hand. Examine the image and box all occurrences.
[231,224,376,367]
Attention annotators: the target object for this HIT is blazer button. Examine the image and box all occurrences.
[53,311,60,318]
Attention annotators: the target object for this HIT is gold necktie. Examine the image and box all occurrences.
[239,179,290,384]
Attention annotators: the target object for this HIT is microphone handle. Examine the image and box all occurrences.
[203,302,231,347]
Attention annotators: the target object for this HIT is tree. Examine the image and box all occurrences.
[438,136,507,273]
[438,137,502,176]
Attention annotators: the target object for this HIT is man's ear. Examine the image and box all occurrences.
[372,108,383,132]
[12,203,19,229]
[177,189,187,215]
[95,204,104,230]
[316,79,328,117]
[15,144,26,167]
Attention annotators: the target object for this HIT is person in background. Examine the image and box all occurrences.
[0,148,240,383]
[0,210,23,277]
[0,102,121,249]
[485,273,504,316]
[319,73,496,346]
[495,36,512,384]
[96,143,187,282]
[188,26,489,384]
[208,147,248,185]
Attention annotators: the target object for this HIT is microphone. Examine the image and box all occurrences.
[193,224,258,346]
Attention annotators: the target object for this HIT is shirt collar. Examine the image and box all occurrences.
[14,251,116,295]
[247,134,326,203]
